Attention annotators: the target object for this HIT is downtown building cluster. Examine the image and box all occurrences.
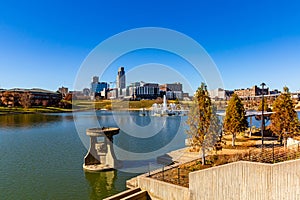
[208,85,300,101]
[88,67,189,100]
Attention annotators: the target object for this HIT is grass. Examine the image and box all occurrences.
[0,99,185,113]
[73,99,185,110]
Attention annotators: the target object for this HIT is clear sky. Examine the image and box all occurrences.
[1,0,300,93]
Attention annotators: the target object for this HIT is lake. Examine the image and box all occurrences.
[1,110,296,199]
[0,111,187,199]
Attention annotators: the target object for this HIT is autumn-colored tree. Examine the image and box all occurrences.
[174,98,179,104]
[186,83,221,165]
[224,94,248,146]
[270,87,299,145]
[19,92,32,109]
[1,91,10,106]
[1,91,19,107]
[256,101,272,122]
[257,100,271,112]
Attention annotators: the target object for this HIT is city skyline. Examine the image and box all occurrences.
[1,1,300,93]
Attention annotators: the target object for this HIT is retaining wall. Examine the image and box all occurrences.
[137,175,190,200]
[133,159,300,200]
[189,159,300,200]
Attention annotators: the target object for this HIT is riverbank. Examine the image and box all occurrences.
[0,106,75,114]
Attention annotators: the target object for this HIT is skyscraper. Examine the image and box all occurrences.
[116,67,126,89]
[90,76,108,98]
[92,76,99,83]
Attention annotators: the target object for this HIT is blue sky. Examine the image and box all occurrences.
[0,0,300,93]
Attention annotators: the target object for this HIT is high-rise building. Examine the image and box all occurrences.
[91,82,108,94]
[116,67,126,89]
[92,76,99,83]
[90,75,108,99]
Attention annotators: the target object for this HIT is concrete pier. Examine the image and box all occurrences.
[83,127,122,172]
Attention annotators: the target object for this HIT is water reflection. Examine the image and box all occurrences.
[84,171,116,199]
[84,170,140,199]
[0,111,185,199]
[114,115,182,153]
[0,113,74,129]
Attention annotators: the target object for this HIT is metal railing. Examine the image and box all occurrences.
[149,142,300,187]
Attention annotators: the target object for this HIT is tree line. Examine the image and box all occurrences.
[186,83,300,165]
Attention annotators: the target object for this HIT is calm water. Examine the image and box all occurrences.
[0,111,187,200]
[2,111,292,199]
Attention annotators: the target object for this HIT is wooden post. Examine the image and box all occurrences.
[248,150,251,161]
[178,168,180,185]
[272,142,275,163]
[148,163,150,177]
[162,166,164,181]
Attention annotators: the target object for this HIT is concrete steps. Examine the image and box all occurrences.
[103,187,151,200]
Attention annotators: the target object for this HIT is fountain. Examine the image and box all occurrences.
[150,95,188,116]
[162,94,167,114]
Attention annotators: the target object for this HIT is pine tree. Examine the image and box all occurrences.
[224,93,248,146]
[270,87,299,145]
[186,83,221,165]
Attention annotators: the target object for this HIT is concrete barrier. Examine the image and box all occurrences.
[189,159,300,200]
[137,176,190,200]
[123,159,300,200]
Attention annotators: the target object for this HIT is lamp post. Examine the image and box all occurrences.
[261,82,266,146]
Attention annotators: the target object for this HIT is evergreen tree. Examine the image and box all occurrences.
[186,83,221,165]
[270,87,299,145]
[224,93,248,146]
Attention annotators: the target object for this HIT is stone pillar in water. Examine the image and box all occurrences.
[83,127,122,172]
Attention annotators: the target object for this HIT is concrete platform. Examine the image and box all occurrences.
[157,147,199,165]
[83,164,113,172]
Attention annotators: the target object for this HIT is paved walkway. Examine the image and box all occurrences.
[157,147,201,165]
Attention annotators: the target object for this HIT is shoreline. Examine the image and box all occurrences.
[1,107,300,115]
[0,107,152,115]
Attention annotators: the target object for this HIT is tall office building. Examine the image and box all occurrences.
[116,67,126,89]
[90,75,108,99]
[92,76,99,83]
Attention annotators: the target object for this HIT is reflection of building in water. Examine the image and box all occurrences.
[0,112,64,127]
[84,170,117,199]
